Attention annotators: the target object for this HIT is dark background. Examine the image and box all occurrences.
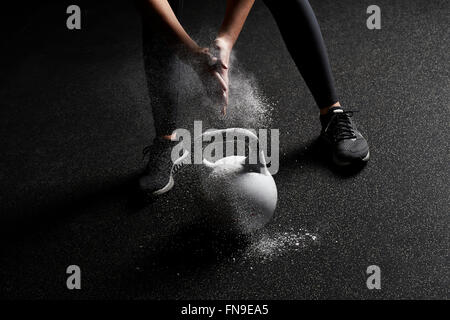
[0,0,448,299]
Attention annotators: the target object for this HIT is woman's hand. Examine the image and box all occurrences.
[212,37,233,115]
[184,46,229,115]
[211,0,255,114]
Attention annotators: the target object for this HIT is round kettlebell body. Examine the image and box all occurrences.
[201,154,277,234]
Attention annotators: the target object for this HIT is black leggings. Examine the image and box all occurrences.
[140,0,338,136]
[139,0,180,137]
[263,0,338,109]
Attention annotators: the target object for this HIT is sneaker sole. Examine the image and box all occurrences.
[152,149,190,196]
[333,150,370,166]
[320,133,370,166]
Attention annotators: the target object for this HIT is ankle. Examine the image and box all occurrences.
[162,133,176,141]
[320,101,341,115]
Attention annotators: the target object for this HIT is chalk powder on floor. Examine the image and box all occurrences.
[245,231,320,261]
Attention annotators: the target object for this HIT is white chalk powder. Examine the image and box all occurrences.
[244,231,320,261]
[172,51,275,130]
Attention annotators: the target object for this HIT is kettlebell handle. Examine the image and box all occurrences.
[200,128,270,175]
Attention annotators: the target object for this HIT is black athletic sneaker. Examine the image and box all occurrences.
[320,107,370,166]
[139,137,189,196]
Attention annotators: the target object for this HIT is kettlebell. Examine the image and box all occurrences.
[199,128,277,234]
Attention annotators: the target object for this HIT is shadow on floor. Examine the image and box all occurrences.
[127,215,252,298]
[0,164,252,299]
[0,171,144,244]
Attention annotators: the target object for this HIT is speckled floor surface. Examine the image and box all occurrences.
[0,0,448,299]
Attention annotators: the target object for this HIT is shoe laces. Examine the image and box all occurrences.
[171,160,186,176]
[324,110,358,142]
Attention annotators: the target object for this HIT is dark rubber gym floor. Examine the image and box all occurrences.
[0,0,448,299]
